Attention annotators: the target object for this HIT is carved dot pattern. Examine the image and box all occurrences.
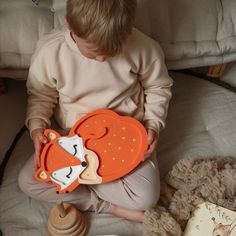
[74,111,147,182]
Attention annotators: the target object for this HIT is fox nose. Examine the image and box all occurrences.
[81,161,87,167]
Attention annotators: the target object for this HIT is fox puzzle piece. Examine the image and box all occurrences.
[35,109,148,193]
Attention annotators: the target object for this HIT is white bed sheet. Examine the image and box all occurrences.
[0,72,236,235]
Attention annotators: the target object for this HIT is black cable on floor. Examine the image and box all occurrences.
[170,69,236,94]
[0,125,27,186]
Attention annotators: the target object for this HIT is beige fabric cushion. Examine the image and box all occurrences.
[136,0,236,69]
[0,0,236,69]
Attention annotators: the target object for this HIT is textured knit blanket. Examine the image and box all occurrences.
[143,157,236,236]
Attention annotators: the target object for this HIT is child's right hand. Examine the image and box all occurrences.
[31,128,48,166]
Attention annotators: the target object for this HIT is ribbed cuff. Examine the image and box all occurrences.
[27,118,48,137]
[143,120,161,135]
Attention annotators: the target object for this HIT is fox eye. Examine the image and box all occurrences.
[66,167,72,179]
[73,145,78,156]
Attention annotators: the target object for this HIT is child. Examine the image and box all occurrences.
[18,0,173,222]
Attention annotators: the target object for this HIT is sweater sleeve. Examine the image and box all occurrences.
[25,49,58,135]
[138,49,173,134]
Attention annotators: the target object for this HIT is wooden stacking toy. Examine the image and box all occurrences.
[48,200,87,236]
[35,109,148,193]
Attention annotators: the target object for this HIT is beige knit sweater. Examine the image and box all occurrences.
[26,26,173,134]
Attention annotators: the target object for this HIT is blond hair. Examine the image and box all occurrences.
[66,0,137,55]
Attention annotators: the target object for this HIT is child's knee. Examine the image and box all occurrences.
[18,168,34,196]
[132,182,160,210]
[130,161,160,210]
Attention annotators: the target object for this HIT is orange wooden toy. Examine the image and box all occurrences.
[35,109,148,193]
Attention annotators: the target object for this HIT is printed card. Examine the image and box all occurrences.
[183,202,236,236]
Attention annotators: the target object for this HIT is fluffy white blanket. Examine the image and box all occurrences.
[144,157,236,235]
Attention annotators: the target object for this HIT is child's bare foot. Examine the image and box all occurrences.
[107,204,145,222]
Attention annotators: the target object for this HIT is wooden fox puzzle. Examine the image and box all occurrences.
[34,109,148,193]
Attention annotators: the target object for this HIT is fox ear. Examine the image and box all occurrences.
[35,168,50,182]
[44,129,61,141]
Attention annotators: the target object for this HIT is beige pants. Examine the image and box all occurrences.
[18,154,160,213]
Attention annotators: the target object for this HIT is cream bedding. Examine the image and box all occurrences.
[0,72,236,235]
[0,0,236,70]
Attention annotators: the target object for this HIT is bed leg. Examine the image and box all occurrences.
[207,64,226,78]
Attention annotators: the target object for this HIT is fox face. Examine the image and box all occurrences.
[212,217,236,236]
[50,135,88,191]
[35,132,92,193]
[213,225,231,236]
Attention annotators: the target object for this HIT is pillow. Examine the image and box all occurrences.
[136,0,236,69]
[0,0,236,69]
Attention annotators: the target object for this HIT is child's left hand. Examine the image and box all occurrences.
[144,129,158,160]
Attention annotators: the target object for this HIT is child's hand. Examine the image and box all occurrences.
[144,129,158,160]
[31,128,48,166]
